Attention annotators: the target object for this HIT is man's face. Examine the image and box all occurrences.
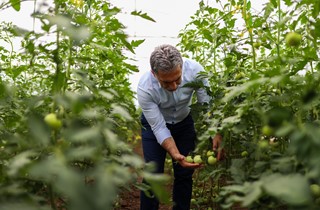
[153,66,182,92]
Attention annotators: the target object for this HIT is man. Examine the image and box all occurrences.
[137,44,222,210]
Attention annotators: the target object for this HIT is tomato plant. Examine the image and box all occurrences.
[179,0,320,209]
[0,0,169,209]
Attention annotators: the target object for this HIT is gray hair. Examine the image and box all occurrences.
[150,44,183,73]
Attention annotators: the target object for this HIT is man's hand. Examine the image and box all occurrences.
[162,138,202,169]
[212,133,225,161]
[177,157,202,169]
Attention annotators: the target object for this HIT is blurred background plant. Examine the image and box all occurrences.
[179,0,320,209]
[0,0,172,209]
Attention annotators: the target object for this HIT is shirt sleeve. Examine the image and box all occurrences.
[137,87,171,145]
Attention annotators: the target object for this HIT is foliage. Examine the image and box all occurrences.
[179,0,320,209]
[0,0,171,209]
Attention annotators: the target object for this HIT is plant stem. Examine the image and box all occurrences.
[49,184,57,210]
[33,0,37,31]
[64,38,72,92]
[277,0,281,64]
[249,30,256,70]
[242,0,256,70]
[4,31,13,70]
[213,46,216,73]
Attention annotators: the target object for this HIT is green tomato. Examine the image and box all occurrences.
[207,156,217,165]
[258,140,269,149]
[253,42,261,48]
[310,184,320,197]
[193,155,203,164]
[262,125,273,136]
[235,72,245,80]
[206,150,215,157]
[44,113,62,129]
[241,151,249,157]
[166,158,172,164]
[185,156,194,163]
[285,32,302,47]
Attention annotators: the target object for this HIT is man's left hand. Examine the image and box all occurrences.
[212,133,225,161]
[178,158,203,169]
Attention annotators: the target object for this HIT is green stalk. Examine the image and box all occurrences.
[249,30,257,70]
[3,31,13,71]
[213,44,216,73]
[242,0,256,70]
[49,184,58,210]
[307,5,316,74]
[33,0,37,31]
[277,0,281,64]
[276,0,283,95]
[64,38,72,92]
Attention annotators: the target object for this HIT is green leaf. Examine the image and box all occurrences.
[116,32,135,53]
[12,65,26,79]
[12,25,29,36]
[221,115,241,127]
[263,2,275,19]
[124,62,139,72]
[119,154,144,168]
[28,115,51,146]
[8,151,36,176]
[229,159,246,183]
[270,0,277,7]
[223,77,283,102]
[131,39,145,47]
[66,146,96,159]
[68,127,101,143]
[202,29,213,42]
[183,80,204,89]
[111,104,133,120]
[131,10,156,22]
[47,15,72,29]
[143,172,171,204]
[246,1,251,10]
[10,0,20,11]
[242,181,263,207]
[262,173,312,206]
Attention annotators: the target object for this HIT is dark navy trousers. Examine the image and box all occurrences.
[140,113,196,210]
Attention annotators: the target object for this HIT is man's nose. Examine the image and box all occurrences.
[169,82,178,90]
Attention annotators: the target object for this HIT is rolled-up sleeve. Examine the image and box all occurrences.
[137,87,171,145]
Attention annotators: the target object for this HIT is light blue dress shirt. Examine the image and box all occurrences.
[137,58,211,145]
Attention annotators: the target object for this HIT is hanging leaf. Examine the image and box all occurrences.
[143,172,171,204]
[262,173,312,206]
[10,0,20,11]
[131,10,156,22]
[131,39,145,47]
[242,181,263,207]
